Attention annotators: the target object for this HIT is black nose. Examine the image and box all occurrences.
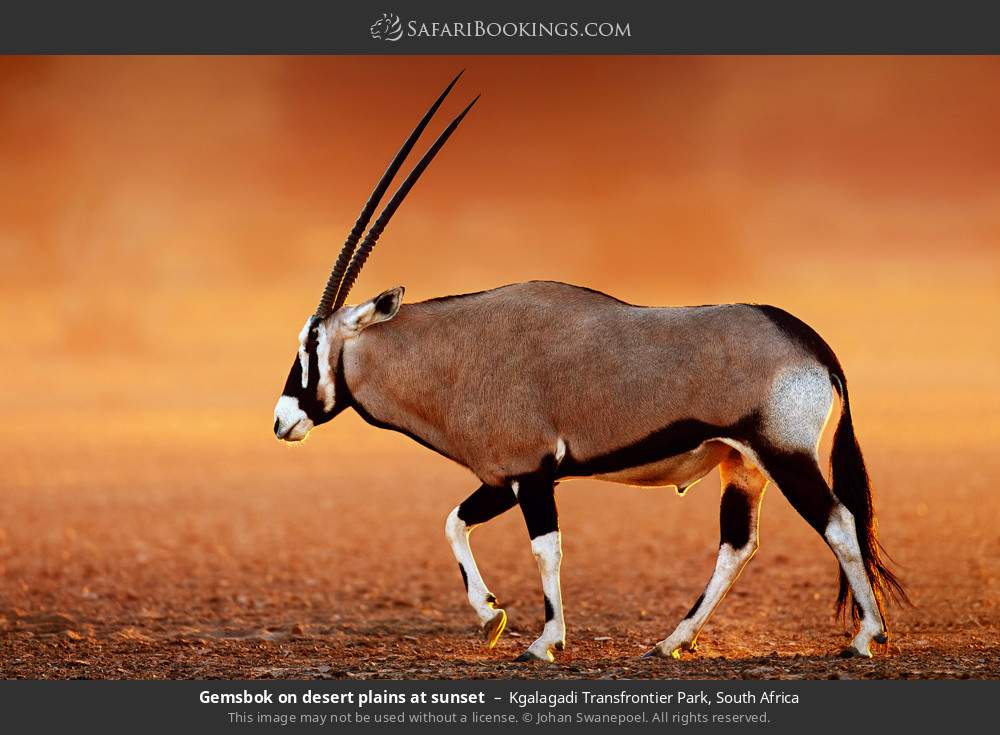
[274,418,281,436]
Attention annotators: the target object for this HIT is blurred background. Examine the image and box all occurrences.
[0,57,997,677]
[1,56,997,450]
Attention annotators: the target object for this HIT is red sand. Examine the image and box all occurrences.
[1,412,996,679]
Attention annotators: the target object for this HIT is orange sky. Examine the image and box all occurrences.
[0,56,997,450]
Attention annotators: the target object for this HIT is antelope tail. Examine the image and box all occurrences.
[829,373,909,627]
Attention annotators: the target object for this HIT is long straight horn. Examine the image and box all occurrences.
[314,71,465,319]
[333,95,480,311]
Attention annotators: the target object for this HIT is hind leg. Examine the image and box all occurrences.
[445,483,517,648]
[759,450,887,657]
[645,450,767,659]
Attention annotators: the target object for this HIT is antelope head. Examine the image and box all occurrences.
[273,72,477,442]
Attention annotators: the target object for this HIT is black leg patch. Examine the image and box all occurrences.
[485,592,498,606]
[684,592,706,620]
[758,449,834,534]
[544,595,555,622]
[719,485,752,549]
[515,457,559,540]
[458,563,469,592]
[458,483,517,526]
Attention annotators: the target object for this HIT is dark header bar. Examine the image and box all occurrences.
[2,0,1000,54]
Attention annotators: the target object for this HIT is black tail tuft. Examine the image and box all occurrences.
[829,374,909,628]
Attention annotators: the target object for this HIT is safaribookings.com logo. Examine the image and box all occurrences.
[370,13,404,41]
[370,13,631,42]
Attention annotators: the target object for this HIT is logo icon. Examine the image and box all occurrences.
[370,13,403,42]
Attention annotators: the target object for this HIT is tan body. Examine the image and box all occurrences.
[344,281,812,488]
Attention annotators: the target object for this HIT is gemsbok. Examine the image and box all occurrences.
[273,72,906,662]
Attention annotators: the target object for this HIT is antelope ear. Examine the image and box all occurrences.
[343,286,405,333]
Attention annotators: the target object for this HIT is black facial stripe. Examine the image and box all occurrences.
[279,322,347,427]
[301,329,324,419]
[458,563,469,592]
[281,352,304,396]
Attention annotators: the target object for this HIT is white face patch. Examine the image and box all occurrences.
[314,319,336,412]
[296,320,311,390]
[274,395,313,442]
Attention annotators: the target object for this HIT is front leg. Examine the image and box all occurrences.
[445,483,517,648]
[513,469,565,663]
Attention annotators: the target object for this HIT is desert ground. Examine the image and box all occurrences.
[1,392,997,680]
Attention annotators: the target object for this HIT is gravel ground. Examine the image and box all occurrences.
[1,419,996,680]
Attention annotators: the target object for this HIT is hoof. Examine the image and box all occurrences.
[643,640,694,660]
[554,640,565,651]
[641,645,680,660]
[873,632,888,645]
[838,645,871,659]
[513,649,554,663]
[482,610,507,650]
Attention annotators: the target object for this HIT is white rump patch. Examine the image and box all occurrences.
[764,365,833,452]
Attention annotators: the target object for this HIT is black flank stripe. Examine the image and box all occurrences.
[558,414,760,479]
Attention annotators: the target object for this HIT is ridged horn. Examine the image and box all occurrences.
[314,71,465,319]
[333,94,480,311]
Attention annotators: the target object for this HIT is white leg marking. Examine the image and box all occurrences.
[554,438,567,464]
[524,530,564,662]
[444,507,502,627]
[824,503,886,656]
[511,480,520,499]
[651,455,766,658]
[653,544,756,658]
